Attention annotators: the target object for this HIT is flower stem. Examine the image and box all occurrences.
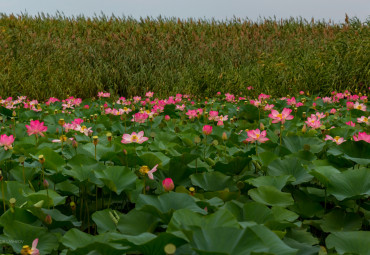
[280,124,283,146]
[1,180,6,212]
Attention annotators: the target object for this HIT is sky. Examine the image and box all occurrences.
[0,0,369,23]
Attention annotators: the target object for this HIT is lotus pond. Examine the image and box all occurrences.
[0,90,369,255]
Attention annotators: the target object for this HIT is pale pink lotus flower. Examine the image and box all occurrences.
[208,111,219,121]
[217,121,224,126]
[0,134,15,150]
[26,120,48,137]
[131,112,149,123]
[353,132,370,143]
[98,92,110,98]
[225,93,235,102]
[353,102,367,111]
[299,91,305,95]
[268,108,294,124]
[245,129,269,143]
[258,93,270,101]
[325,135,346,145]
[145,91,154,98]
[75,125,93,136]
[133,96,141,103]
[176,104,186,111]
[247,86,254,90]
[186,109,198,119]
[357,116,369,125]
[31,238,40,255]
[264,104,274,111]
[330,108,337,114]
[147,164,158,179]
[215,115,228,122]
[345,121,356,127]
[306,115,321,129]
[316,112,326,119]
[202,125,213,136]
[162,178,174,192]
[322,97,332,103]
[121,131,148,144]
[250,100,261,107]
[287,97,296,106]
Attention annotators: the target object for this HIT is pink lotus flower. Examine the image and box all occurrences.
[131,112,149,123]
[26,120,47,137]
[357,116,369,125]
[353,132,370,143]
[208,111,219,121]
[121,131,148,144]
[325,135,346,145]
[306,115,321,129]
[165,115,170,121]
[264,104,274,111]
[98,92,110,98]
[162,178,174,192]
[186,109,198,119]
[202,125,213,136]
[140,164,158,180]
[145,91,154,98]
[0,134,15,150]
[215,115,228,122]
[353,102,367,111]
[268,108,294,124]
[330,108,337,114]
[346,121,356,127]
[245,129,269,143]
[21,238,39,255]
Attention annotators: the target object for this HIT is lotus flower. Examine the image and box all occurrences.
[268,108,294,124]
[121,131,148,144]
[325,135,346,145]
[353,132,370,143]
[245,129,269,143]
[25,120,47,137]
[139,164,158,179]
[0,134,15,150]
[20,238,39,255]
[202,125,213,136]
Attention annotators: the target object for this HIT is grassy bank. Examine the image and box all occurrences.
[0,13,369,100]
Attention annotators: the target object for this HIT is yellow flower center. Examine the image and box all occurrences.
[81,125,87,131]
[124,107,128,111]
[131,135,138,142]
[139,166,150,175]
[334,136,340,142]
[277,114,283,119]
[256,134,260,138]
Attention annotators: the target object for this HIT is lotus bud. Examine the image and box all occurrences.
[45,214,52,224]
[123,149,127,155]
[259,122,265,130]
[93,136,99,146]
[38,155,45,164]
[165,115,170,121]
[72,140,78,149]
[162,178,175,192]
[325,112,329,117]
[302,124,307,133]
[222,132,228,141]
[43,179,49,189]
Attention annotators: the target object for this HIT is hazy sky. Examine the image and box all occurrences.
[1,0,369,23]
